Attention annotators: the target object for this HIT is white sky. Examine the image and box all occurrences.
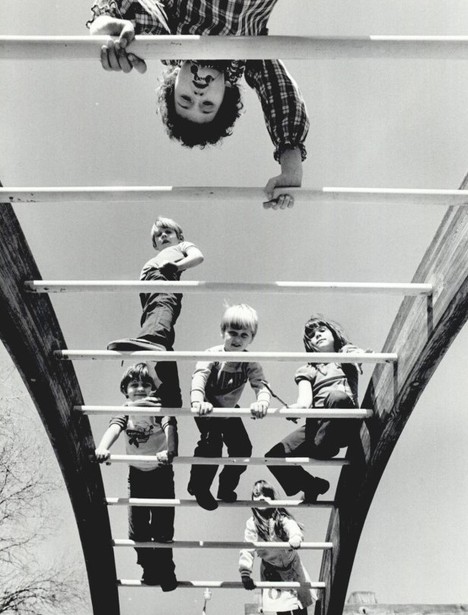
[1,1,468,614]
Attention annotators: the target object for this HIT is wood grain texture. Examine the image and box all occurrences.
[344,607,468,615]
[0,199,119,614]
[318,173,468,615]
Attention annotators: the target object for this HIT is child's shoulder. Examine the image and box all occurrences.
[294,362,317,381]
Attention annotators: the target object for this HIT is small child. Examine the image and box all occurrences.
[108,216,204,407]
[95,362,178,590]
[239,480,317,615]
[265,315,365,502]
[87,0,309,207]
[187,304,271,511]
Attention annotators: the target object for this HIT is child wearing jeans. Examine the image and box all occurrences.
[265,315,365,503]
[87,0,309,207]
[108,216,204,407]
[239,479,317,615]
[187,304,271,511]
[95,362,178,590]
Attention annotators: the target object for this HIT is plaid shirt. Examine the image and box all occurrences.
[88,0,309,160]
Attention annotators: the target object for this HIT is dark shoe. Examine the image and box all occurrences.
[141,568,160,586]
[107,338,165,351]
[303,477,330,503]
[161,572,178,592]
[217,488,238,503]
[188,485,218,511]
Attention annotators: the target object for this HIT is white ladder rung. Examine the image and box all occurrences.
[3,35,468,60]
[77,405,372,419]
[112,539,333,550]
[4,186,468,206]
[56,350,397,363]
[107,455,348,466]
[25,280,432,296]
[106,497,334,508]
[117,579,326,589]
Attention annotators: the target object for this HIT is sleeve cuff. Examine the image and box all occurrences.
[274,143,307,163]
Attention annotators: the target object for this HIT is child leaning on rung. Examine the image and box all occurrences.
[187,304,271,511]
[86,0,309,209]
[94,362,178,590]
[239,479,317,615]
[265,315,367,503]
[107,216,204,408]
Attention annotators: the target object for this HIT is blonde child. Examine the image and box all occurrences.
[239,479,317,615]
[95,362,178,589]
[108,216,204,407]
[266,315,365,502]
[187,304,271,511]
[87,0,309,208]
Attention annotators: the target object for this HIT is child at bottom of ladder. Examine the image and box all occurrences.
[95,362,178,590]
[239,480,317,615]
[266,314,367,503]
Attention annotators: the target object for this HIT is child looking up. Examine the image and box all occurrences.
[108,216,204,408]
[87,0,309,208]
[187,304,271,511]
[265,315,365,503]
[95,362,178,590]
[239,479,317,615]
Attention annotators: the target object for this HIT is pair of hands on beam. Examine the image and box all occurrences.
[90,16,302,210]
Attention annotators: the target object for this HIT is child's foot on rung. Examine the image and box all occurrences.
[217,488,238,503]
[188,485,218,511]
[141,567,160,586]
[107,338,165,351]
[302,477,330,503]
[161,572,178,592]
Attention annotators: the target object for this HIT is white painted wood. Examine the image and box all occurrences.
[108,455,348,466]
[106,497,334,508]
[117,579,326,589]
[112,539,333,550]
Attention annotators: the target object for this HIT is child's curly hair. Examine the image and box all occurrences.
[303,314,351,353]
[156,68,244,148]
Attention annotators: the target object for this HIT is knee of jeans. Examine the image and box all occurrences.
[265,442,286,458]
[324,389,351,408]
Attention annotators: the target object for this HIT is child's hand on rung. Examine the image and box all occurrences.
[288,535,302,549]
[90,16,147,74]
[95,447,111,464]
[192,401,213,416]
[250,401,269,419]
[156,450,173,465]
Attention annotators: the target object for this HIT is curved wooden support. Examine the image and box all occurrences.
[0,200,119,614]
[319,175,468,615]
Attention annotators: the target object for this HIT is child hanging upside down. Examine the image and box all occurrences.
[265,315,367,503]
[239,479,317,615]
[87,0,310,209]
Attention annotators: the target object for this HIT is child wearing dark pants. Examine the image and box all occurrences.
[188,304,271,511]
[266,315,365,503]
[95,362,178,590]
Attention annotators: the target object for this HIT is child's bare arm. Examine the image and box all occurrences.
[263,148,303,210]
[158,246,204,274]
[290,379,313,409]
[95,423,123,463]
[191,361,213,415]
[89,16,147,74]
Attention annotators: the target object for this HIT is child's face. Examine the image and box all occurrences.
[253,493,274,517]
[222,327,254,352]
[308,325,335,352]
[174,61,226,124]
[126,379,153,401]
[153,225,180,250]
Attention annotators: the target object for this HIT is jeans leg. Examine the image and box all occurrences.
[311,390,357,457]
[188,417,223,493]
[217,418,252,493]
[128,467,152,567]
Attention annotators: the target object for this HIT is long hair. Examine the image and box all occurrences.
[303,314,351,353]
[251,480,302,541]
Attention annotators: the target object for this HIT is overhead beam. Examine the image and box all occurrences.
[3,186,468,206]
[3,35,468,61]
[118,579,326,589]
[113,539,333,550]
[319,171,468,615]
[0,197,119,614]
[106,497,334,508]
[107,454,349,467]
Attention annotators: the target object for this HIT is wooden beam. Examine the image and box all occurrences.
[0,197,119,614]
[25,280,433,296]
[106,497,334,508]
[4,186,468,206]
[77,405,372,419]
[113,539,333,550]
[344,607,468,615]
[108,454,348,467]
[3,35,468,61]
[318,172,468,615]
[118,579,326,589]
[57,349,397,363]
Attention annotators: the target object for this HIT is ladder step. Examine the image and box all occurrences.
[25,280,432,296]
[5,186,468,206]
[112,539,333,550]
[77,405,372,419]
[106,498,334,508]
[56,350,397,363]
[117,579,326,589]
[108,455,347,467]
[2,35,468,61]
